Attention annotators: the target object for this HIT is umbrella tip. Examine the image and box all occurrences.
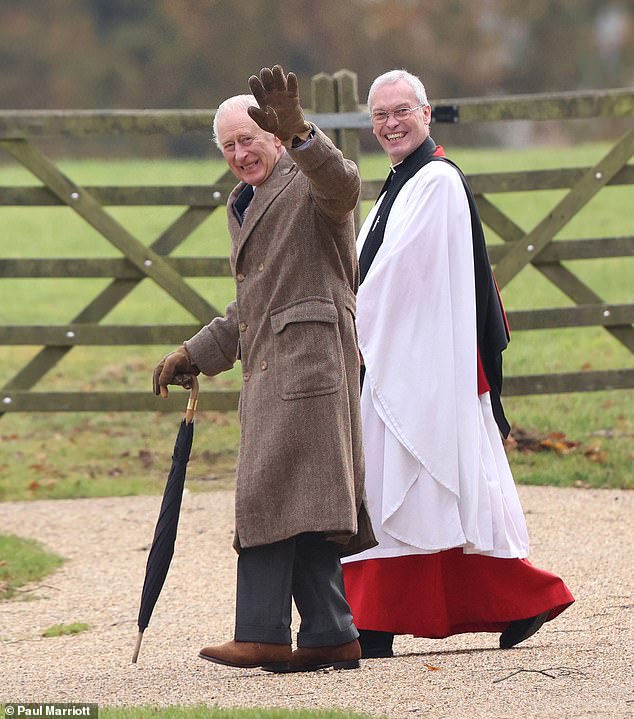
[131,630,144,664]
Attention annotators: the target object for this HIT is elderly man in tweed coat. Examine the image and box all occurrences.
[153,66,375,673]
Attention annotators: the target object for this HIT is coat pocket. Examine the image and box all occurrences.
[270,297,344,400]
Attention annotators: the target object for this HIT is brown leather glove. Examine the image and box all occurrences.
[248,65,311,145]
[152,345,200,397]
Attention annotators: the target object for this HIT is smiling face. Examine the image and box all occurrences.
[370,79,432,165]
[216,107,284,187]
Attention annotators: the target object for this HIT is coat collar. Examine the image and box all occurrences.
[229,151,297,257]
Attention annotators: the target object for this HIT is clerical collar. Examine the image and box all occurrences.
[389,136,436,175]
[359,135,438,285]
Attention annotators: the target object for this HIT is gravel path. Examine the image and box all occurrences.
[0,486,632,719]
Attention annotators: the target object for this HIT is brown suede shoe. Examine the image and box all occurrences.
[199,640,291,670]
[262,638,361,673]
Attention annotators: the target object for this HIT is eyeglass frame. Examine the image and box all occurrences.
[370,104,425,125]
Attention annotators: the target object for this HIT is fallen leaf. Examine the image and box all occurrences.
[540,433,580,454]
[138,449,155,468]
[584,445,608,463]
[505,426,544,453]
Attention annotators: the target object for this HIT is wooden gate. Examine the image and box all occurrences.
[1,73,632,415]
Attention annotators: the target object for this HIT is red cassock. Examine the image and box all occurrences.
[343,551,574,638]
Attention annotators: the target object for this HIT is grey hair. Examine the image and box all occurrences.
[367,70,429,112]
[212,94,257,149]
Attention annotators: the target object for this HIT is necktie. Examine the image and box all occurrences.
[234,184,254,225]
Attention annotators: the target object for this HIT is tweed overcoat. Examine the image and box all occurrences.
[185,127,375,557]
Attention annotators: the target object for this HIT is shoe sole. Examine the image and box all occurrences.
[262,658,361,674]
[199,652,290,671]
[361,650,394,659]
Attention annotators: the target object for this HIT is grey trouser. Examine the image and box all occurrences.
[234,532,359,647]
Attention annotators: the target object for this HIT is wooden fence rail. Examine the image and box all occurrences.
[1,73,633,415]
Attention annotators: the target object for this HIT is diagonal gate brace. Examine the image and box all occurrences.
[492,126,634,289]
[477,196,634,353]
[2,139,219,323]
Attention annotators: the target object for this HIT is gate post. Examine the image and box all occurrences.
[334,69,361,230]
[311,72,337,144]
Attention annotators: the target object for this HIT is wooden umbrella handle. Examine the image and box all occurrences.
[185,375,199,424]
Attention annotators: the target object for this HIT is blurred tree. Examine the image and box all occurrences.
[0,0,630,151]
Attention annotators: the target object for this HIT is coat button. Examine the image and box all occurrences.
[239,321,248,332]
[243,371,251,381]
[237,273,246,282]
[260,360,268,371]
[257,263,264,272]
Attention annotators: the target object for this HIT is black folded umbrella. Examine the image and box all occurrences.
[132,376,199,663]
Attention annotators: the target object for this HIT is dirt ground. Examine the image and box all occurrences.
[0,485,632,719]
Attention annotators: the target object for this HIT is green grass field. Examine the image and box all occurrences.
[0,142,632,501]
[0,533,64,600]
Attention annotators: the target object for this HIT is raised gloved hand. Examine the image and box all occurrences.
[152,345,200,397]
[248,65,311,145]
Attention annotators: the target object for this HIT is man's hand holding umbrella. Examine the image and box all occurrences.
[153,345,200,397]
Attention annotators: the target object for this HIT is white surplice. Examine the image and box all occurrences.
[343,160,529,563]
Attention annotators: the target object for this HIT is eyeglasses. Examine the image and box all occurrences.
[371,105,424,124]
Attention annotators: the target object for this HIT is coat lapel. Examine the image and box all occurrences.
[231,152,297,262]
